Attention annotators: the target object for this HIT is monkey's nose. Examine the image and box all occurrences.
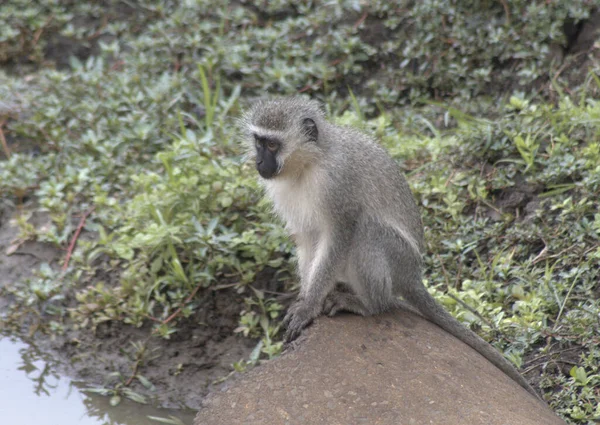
[256,159,263,165]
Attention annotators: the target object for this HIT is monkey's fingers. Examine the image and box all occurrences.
[282,312,306,341]
[283,326,302,343]
[282,314,293,330]
[283,307,315,343]
[283,317,312,343]
[282,310,294,329]
[282,298,304,327]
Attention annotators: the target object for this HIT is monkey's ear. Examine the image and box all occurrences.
[302,118,318,142]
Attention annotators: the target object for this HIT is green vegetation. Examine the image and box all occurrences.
[1,0,599,422]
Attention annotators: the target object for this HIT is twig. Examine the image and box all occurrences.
[37,125,59,151]
[144,314,162,323]
[436,253,451,287]
[86,16,108,41]
[554,360,579,367]
[444,169,456,187]
[125,358,142,386]
[159,281,204,326]
[545,243,578,261]
[524,346,580,368]
[497,0,510,25]
[455,261,463,289]
[211,282,240,291]
[62,206,95,271]
[531,239,548,264]
[553,268,583,330]
[522,362,543,375]
[32,15,54,46]
[552,52,587,82]
[0,119,10,159]
[446,292,497,331]
[262,289,291,297]
[480,198,503,215]
[298,80,322,93]
[473,163,486,221]
[436,254,496,330]
[110,60,125,71]
[582,243,599,257]
[146,280,204,325]
[353,11,368,31]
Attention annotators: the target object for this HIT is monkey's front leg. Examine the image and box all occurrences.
[283,236,341,343]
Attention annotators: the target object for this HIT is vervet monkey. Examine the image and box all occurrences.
[241,97,542,401]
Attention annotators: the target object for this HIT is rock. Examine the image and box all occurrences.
[194,309,565,425]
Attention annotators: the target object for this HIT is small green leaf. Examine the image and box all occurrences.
[574,367,588,385]
[110,395,121,406]
[219,196,233,208]
[249,340,264,362]
[148,416,187,425]
[123,388,147,404]
[136,375,156,390]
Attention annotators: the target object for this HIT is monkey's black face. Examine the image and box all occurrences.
[253,134,281,179]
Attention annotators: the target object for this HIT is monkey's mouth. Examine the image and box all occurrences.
[257,166,278,179]
[256,163,279,179]
[255,157,283,179]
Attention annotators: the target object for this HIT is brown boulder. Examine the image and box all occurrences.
[195,309,565,425]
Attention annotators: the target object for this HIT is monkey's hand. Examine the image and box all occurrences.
[283,299,320,343]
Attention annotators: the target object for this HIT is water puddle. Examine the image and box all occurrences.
[0,337,196,425]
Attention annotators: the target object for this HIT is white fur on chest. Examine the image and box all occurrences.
[263,170,325,235]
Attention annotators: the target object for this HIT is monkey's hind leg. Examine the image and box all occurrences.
[322,283,372,317]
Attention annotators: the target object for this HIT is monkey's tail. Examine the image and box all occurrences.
[401,287,545,404]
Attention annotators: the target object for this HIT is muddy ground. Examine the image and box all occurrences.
[0,206,256,410]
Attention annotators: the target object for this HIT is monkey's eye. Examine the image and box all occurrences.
[266,141,278,152]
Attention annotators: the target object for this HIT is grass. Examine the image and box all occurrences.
[1,0,599,422]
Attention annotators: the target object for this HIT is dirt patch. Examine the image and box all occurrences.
[43,289,255,409]
[0,209,61,293]
[524,343,586,392]
[565,10,600,55]
[473,172,543,222]
[492,177,542,220]
[547,9,600,99]
[0,208,256,410]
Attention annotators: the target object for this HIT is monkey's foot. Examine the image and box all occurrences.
[322,290,370,317]
[283,299,320,343]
